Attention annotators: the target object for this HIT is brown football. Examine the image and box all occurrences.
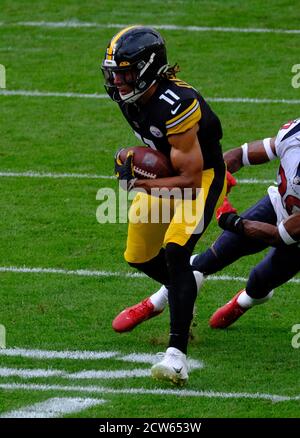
[118,146,174,179]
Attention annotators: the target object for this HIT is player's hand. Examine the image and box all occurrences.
[226,170,237,195]
[114,149,137,191]
[216,197,237,221]
[218,211,244,235]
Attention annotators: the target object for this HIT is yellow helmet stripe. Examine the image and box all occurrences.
[106,25,141,60]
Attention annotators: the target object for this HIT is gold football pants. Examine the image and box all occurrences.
[124,167,226,264]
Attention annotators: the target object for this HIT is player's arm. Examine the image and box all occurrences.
[242,213,300,246]
[134,124,203,193]
[219,211,300,247]
[224,137,277,173]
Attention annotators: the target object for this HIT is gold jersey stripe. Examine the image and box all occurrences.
[166,99,198,126]
[106,25,140,60]
[167,105,201,135]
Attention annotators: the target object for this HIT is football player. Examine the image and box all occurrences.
[101,26,227,385]
[113,118,300,332]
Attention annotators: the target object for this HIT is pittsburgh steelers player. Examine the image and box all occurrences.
[101,26,227,385]
[114,119,300,332]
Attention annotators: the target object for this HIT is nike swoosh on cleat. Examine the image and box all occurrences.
[171,104,181,115]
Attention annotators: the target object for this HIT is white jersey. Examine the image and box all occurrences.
[267,118,300,225]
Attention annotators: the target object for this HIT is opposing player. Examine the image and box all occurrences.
[101,26,227,385]
[113,118,300,331]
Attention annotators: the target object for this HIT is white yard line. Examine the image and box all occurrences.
[0,89,107,99]
[0,367,64,378]
[237,178,276,184]
[0,266,144,278]
[0,170,274,184]
[0,366,150,379]
[0,265,299,283]
[0,170,114,179]
[0,348,203,370]
[0,347,118,360]
[207,97,300,104]
[69,369,150,379]
[1,21,299,34]
[1,89,300,104]
[0,397,105,418]
[0,382,298,403]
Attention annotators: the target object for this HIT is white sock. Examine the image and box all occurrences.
[190,254,197,265]
[193,270,204,290]
[149,271,204,311]
[237,289,274,309]
[149,285,169,311]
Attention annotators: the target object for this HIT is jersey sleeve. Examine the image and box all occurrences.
[165,98,201,136]
[275,118,300,157]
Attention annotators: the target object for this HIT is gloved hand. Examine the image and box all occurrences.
[226,170,237,195]
[216,196,237,221]
[114,149,137,191]
[218,211,244,235]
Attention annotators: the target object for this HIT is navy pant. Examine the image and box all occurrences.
[192,195,300,298]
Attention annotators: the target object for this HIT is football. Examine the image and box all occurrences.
[118,146,174,179]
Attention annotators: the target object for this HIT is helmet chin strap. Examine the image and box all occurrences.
[119,88,144,103]
[120,79,157,103]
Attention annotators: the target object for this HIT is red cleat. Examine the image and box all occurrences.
[226,171,237,195]
[209,290,249,329]
[216,197,237,221]
[112,297,163,333]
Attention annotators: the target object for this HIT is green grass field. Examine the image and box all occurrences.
[0,0,299,419]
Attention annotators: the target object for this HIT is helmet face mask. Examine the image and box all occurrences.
[102,60,144,103]
[101,26,168,103]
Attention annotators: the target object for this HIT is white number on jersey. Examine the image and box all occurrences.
[159,89,180,105]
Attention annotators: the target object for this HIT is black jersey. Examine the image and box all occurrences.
[119,78,224,170]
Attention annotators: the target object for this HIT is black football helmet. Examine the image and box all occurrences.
[101,25,168,103]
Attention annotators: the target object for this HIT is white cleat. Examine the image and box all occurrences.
[151,347,189,386]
